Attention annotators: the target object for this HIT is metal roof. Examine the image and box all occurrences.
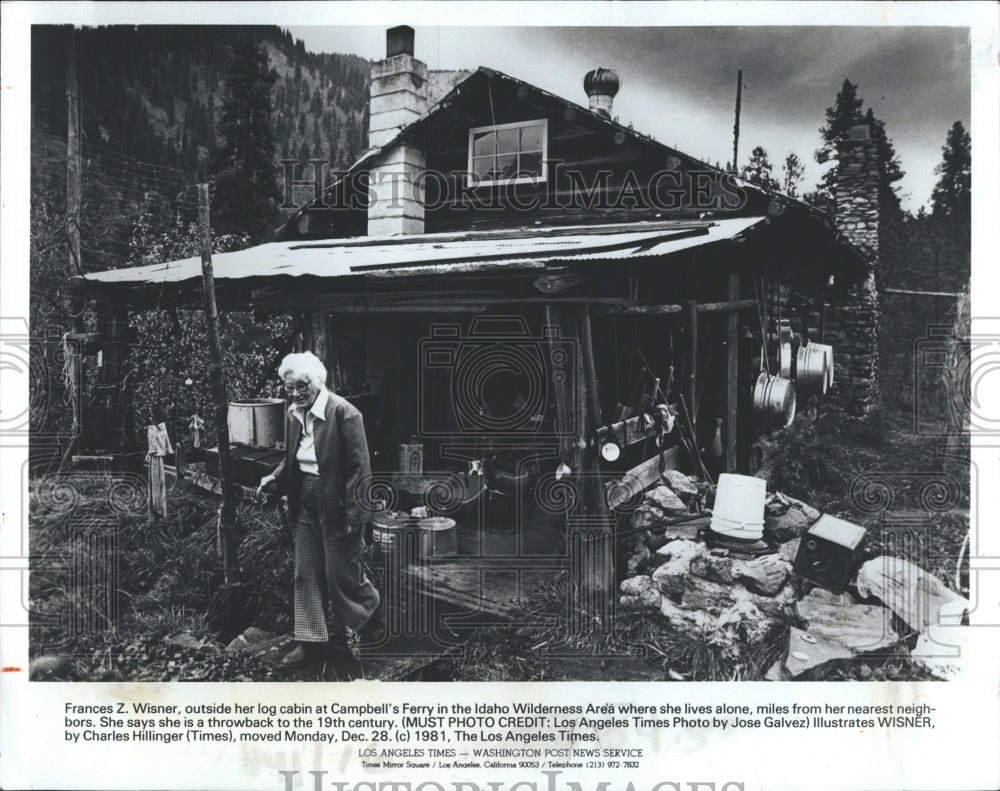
[84,217,767,286]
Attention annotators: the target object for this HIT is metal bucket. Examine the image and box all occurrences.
[711,473,766,540]
[753,372,796,429]
[372,511,418,561]
[227,398,285,447]
[397,441,424,474]
[796,343,833,395]
[418,517,458,558]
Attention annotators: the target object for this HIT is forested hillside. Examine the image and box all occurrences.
[31,25,370,180]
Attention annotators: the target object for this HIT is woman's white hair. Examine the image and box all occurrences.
[278,351,328,388]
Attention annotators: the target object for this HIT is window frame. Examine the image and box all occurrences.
[466,119,549,187]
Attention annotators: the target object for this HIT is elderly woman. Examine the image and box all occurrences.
[256,351,381,668]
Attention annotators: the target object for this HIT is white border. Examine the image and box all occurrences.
[2,4,999,791]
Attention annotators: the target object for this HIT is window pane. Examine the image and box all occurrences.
[497,154,518,179]
[472,131,496,158]
[471,155,497,180]
[496,127,519,154]
[520,123,544,152]
[518,151,543,177]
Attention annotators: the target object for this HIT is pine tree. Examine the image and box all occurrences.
[810,79,903,220]
[782,152,805,197]
[740,146,780,191]
[930,121,970,221]
[210,35,280,241]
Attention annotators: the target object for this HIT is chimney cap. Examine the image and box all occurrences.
[386,25,415,58]
[848,124,870,141]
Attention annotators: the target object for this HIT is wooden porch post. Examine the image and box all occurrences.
[545,305,613,600]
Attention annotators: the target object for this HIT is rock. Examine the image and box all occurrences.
[689,553,738,584]
[778,536,801,564]
[226,626,277,654]
[736,555,789,596]
[661,470,698,498]
[630,503,666,529]
[788,588,899,677]
[910,600,969,680]
[619,575,662,611]
[645,530,669,552]
[652,539,704,596]
[162,631,204,650]
[764,659,788,681]
[855,556,968,634]
[29,655,79,681]
[644,485,688,515]
[627,542,651,575]
[763,497,819,543]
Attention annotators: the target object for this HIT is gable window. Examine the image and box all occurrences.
[468,119,548,186]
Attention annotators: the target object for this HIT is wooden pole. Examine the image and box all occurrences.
[58,28,84,471]
[732,69,743,171]
[725,275,740,473]
[198,184,238,585]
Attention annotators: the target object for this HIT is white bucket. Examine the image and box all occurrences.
[711,474,766,540]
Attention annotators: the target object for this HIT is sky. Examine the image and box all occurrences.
[286,24,971,213]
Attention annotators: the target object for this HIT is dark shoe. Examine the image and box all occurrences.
[280,642,323,668]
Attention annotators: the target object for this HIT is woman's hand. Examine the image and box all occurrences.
[255,474,277,501]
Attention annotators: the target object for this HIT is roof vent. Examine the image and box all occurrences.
[583,67,621,118]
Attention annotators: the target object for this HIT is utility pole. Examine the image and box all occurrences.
[198,184,239,585]
[732,69,743,173]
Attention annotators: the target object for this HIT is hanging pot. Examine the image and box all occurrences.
[753,372,796,429]
[796,343,833,395]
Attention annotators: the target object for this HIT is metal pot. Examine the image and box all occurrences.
[227,398,285,447]
[796,343,833,395]
[753,372,797,429]
[418,516,458,558]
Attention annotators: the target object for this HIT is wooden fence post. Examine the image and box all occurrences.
[198,184,238,585]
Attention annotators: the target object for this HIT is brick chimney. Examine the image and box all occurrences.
[826,124,880,414]
[367,25,427,235]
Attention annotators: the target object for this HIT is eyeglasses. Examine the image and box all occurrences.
[283,381,313,394]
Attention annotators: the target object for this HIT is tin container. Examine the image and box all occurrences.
[227,399,285,447]
[418,517,458,558]
[371,511,418,562]
[753,372,797,429]
[796,343,834,395]
[397,441,424,474]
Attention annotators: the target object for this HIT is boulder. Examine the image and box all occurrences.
[652,539,704,596]
[763,496,820,543]
[855,556,968,634]
[644,485,688,515]
[162,631,204,650]
[689,553,738,584]
[661,470,699,499]
[630,503,666,530]
[619,575,662,611]
[29,655,80,681]
[784,588,899,677]
[626,542,651,575]
[736,555,789,597]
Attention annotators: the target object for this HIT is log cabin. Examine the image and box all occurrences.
[75,26,882,616]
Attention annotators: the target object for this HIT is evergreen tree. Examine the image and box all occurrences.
[782,152,805,197]
[930,120,971,221]
[210,35,280,241]
[810,79,903,220]
[740,146,780,191]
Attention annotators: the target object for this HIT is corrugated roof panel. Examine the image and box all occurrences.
[83,217,766,286]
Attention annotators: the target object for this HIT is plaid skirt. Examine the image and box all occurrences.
[293,473,380,642]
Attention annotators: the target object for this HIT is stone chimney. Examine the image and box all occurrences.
[826,124,880,414]
[368,25,427,235]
